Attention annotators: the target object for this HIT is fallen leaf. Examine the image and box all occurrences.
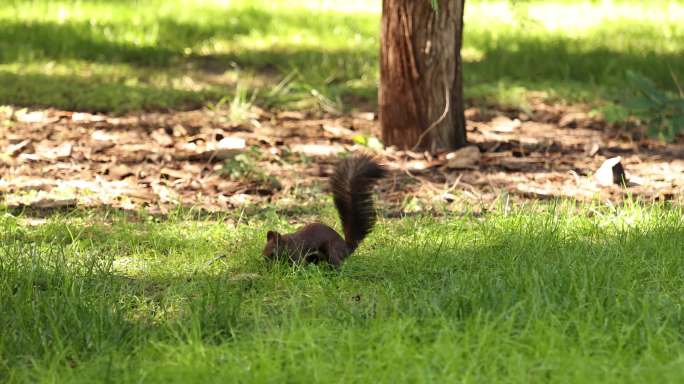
[72,112,106,122]
[290,143,344,157]
[278,111,306,120]
[190,136,246,161]
[91,130,114,142]
[53,142,73,159]
[172,124,188,137]
[352,112,375,121]
[446,146,481,169]
[152,183,180,204]
[498,157,547,172]
[228,193,252,206]
[491,116,521,133]
[16,110,58,124]
[595,156,627,187]
[161,168,190,180]
[7,196,78,209]
[151,128,174,147]
[32,198,78,208]
[406,160,439,172]
[323,124,355,138]
[558,112,587,128]
[107,164,136,179]
[5,139,31,156]
[90,141,115,154]
[464,108,482,120]
[34,141,72,160]
[515,184,553,198]
[584,140,601,157]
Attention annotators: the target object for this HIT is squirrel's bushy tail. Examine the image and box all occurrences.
[330,154,386,252]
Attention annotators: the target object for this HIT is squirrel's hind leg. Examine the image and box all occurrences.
[323,241,349,268]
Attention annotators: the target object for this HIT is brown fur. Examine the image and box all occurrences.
[262,155,385,267]
[262,223,349,267]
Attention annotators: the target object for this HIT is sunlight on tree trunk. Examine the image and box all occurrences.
[380,0,467,152]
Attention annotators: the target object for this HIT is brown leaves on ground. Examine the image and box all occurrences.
[0,102,682,215]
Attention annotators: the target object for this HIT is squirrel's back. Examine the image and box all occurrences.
[330,154,386,252]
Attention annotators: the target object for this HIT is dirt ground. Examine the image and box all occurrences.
[1,101,683,215]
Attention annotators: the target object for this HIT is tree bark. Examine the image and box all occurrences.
[380,0,466,152]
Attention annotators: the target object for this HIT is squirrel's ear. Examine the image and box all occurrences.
[266,230,280,241]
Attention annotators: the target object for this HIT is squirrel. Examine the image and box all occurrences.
[262,154,386,267]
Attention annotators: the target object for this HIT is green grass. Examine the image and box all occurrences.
[1,201,684,382]
[1,0,683,113]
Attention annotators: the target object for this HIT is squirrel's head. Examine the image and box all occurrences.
[262,230,283,260]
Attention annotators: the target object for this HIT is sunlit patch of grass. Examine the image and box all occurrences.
[0,0,683,112]
[463,1,684,109]
[0,0,379,112]
[0,202,683,382]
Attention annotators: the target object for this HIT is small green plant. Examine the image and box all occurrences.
[615,70,684,142]
[352,134,384,150]
[222,152,258,181]
[221,146,281,189]
[229,84,258,124]
[209,84,259,125]
[0,105,15,128]
[277,147,314,166]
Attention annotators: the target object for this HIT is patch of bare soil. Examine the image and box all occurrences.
[1,102,682,215]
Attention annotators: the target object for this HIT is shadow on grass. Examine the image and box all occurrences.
[4,41,681,113]
[1,6,682,112]
[1,210,683,381]
[0,45,378,112]
[0,11,272,66]
[0,7,370,68]
[465,35,684,96]
[4,15,680,82]
[0,70,220,112]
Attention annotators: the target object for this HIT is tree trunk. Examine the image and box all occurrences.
[380,0,466,152]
